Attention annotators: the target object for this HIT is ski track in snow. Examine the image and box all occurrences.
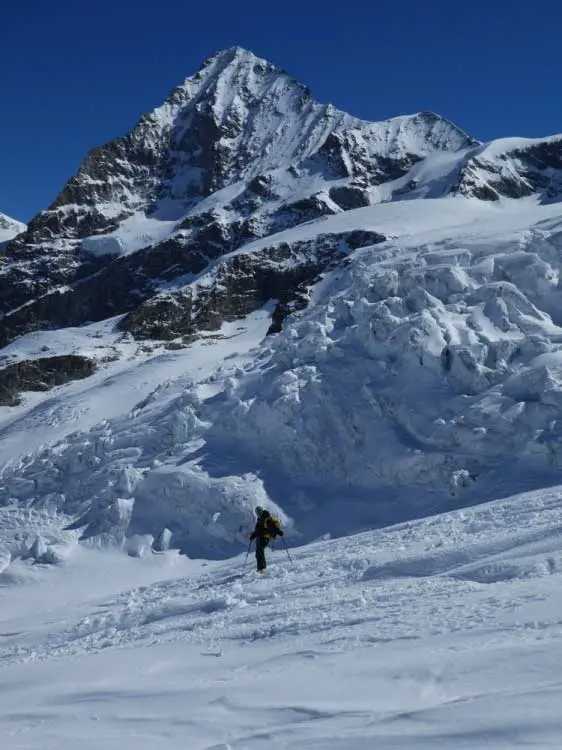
[1,485,562,747]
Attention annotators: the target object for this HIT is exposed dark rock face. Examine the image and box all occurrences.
[329,185,371,210]
[0,179,384,348]
[455,137,562,202]
[119,230,387,340]
[0,355,96,406]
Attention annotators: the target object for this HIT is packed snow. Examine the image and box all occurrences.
[2,484,562,747]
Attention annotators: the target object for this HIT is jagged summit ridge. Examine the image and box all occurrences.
[12,46,475,251]
[138,47,476,187]
[3,47,562,355]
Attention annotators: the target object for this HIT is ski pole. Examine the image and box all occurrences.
[244,539,252,567]
[282,537,293,564]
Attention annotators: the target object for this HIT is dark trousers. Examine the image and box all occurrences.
[255,537,269,571]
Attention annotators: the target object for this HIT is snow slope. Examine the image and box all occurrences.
[0,212,25,243]
[1,483,562,747]
[5,196,562,560]
[206,196,562,499]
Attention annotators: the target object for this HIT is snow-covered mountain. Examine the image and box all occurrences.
[5,45,562,748]
[0,47,478,345]
[3,49,562,356]
[3,46,562,564]
[0,212,25,244]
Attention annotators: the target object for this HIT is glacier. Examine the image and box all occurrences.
[1,46,562,748]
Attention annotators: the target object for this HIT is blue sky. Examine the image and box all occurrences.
[1,0,560,221]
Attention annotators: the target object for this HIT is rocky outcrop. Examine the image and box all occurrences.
[329,185,371,210]
[455,137,562,202]
[119,230,387,340]
[0,184,381,347]
[0,355,96,406]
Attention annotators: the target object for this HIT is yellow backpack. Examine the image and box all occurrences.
[265,514,282,540]
[270,515,282,532]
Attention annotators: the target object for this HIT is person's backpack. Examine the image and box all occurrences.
[268,515,283,538]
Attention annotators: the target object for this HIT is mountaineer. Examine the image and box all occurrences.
[249,506,284,573]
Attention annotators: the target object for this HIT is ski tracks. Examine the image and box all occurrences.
[2,487,562,671]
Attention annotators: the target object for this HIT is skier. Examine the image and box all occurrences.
[249,506,283,573]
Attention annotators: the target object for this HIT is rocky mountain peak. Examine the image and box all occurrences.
[7,47,330,255]
[6,48,475,264]
[4,47,562,361]
[148,46,291,124]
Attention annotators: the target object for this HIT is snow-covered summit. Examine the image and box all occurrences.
[0,47,479,347]
[24,46,475,244]
[0,212,25,243]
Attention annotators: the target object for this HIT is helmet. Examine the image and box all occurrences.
[255,506,264,516]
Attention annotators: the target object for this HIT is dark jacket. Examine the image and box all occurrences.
[250,510,283,542]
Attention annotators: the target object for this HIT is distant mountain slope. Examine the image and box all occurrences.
[0,212,25,244]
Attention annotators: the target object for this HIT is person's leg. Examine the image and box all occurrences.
[255,539,267,571]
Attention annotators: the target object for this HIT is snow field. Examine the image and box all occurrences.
[0,212,25,244]
[1,484,562,747]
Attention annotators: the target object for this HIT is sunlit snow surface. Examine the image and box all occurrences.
[1,484,562,748]
[4,195,562,746]
[5,197,562,549]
